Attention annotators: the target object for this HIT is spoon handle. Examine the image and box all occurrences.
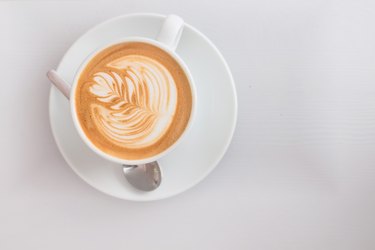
[47,70,71,99]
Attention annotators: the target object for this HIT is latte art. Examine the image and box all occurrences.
[75,42,193,160]
[89,55,177,148]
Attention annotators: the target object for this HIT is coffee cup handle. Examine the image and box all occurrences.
[156,15,184,51]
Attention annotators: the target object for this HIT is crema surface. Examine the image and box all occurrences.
[75,42,192,160]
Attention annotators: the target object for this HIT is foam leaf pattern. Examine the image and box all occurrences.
[89,55,177,148]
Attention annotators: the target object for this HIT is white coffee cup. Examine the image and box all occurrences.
[48,15,196,165]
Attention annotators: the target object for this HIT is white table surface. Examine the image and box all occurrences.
[1,0,375,249]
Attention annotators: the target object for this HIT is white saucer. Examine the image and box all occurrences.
[49,13,237,201]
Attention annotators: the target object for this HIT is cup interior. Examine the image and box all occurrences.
[69,37,196,165]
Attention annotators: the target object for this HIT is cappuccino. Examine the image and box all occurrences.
[75,42,193,160]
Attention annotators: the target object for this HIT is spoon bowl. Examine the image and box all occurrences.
[122,161,162,191]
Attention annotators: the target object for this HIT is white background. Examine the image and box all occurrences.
[1,0,375,249]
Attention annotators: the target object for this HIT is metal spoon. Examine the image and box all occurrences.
[46,70,162,191]
[123,162,162,191]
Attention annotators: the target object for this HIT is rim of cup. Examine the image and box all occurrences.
[69,37,197,165]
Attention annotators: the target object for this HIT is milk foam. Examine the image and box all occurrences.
[89,55,177,148]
